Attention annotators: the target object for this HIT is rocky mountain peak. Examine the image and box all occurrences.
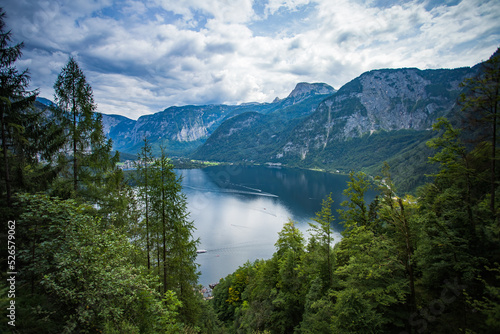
[286,82,336,102]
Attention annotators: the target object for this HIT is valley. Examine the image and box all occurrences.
[92,64,478,193]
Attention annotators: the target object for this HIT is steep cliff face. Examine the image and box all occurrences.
[101,104,237,155]
[128,104,235,155]
[275,67,475,162]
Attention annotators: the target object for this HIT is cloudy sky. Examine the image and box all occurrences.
[3,0,500,120]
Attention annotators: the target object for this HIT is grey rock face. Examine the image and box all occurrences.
[276,67,475,160]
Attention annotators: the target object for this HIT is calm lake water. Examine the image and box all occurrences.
[176,165,376,287]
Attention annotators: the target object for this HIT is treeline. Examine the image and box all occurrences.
[1,9,215,333]
[210,50,500,333]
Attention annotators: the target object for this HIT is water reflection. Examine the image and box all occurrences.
[176,165,376,286]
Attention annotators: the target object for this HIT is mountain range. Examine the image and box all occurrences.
[99,82,336,157]
[191,66,477,192]
[38,60,481,193]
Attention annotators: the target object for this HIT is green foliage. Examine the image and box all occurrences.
[467,263,500,332]
[53,57,100,194]
[459,48,500,215]
[211,223,308,334]
[427,117,468,175]
[51,57,123,218]
[333,225,408,332]
[134,142,201,324]
[410,111,499,332]
[270,221,306,333]
[13,193,183,333]
[308,195,335,287]
[297,277,334,333]
[339,172,373,234]
[331,287,385,334]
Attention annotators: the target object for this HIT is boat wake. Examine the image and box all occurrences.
[197,240,273,255]
[183,185,278,198]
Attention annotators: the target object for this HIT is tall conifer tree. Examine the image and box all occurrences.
[135,137,154,270]
[53,57,118,195]
[148,146,200,323]
[53,57,120,206]
[54,57,93,193]
[0,9,37,208]
[460,48,500,216]
[0,9,64,212]
[308,193,335,287]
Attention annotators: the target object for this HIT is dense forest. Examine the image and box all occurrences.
[0,10,215,333]
[2,7,500,333]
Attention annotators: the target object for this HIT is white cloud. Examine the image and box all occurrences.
[2,0,499,120]
[153,0,256,24]
[265,0,313,16]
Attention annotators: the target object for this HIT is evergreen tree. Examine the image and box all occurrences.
[53,57,119,198]
[377,165,418,315]
[149,147,200,324]
[426,118,475,228]
[460,48,500,216]
[135,137,154,270]
[334,170,409,333]
[52,57,127,229]
[308,193,335,287]
[414,117,493,332]
[298,276,334,334]
[339,172,373,234]
[0,8,29,208]
[0,9,63,211]
[235,259,277,332]
[272,220,306,333]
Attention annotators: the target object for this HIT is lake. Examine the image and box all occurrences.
[176,165,377,287]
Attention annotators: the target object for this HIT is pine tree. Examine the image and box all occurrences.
[135,137,154,270]
[273,220,305,333]
[0,9,37,208]
[149,147,200,323]
[414,117,491,332]
[460,48,500,216]
[339,171,375,235]
[376,165,417,315]
[334,169,409,332]
[52,57,125,227]
[53,57,118,197]
[308,193,335,287]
